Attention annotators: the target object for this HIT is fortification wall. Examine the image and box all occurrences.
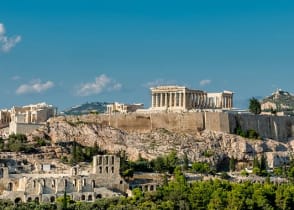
[228,114,294,141]
[61,112,294,141]
[67,112,205,133]
[205,112,230,133]
[9,122,43,135]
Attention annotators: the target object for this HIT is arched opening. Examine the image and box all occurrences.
[73,179,77,187]
[64,179,68,187]
[105,167,108,173]
[27,197,32,202]
[88,195,93,201]
[92,180,95,188]
[144,185,148,191]
[50,196,55,203]
[111,167,114,173]
[96,194,102,199]
[8,182,13,191]
[0,168,3,178]
[52,180,55,188]
[120,180,123,185]
[14,197,22,204]
[35,197,39,203]
[150,185,154,191]
[73,167,78,175]
[81,195,85,201]
[105,156,108,164]
[99,156,102,165]
[99,166,102,173]
[111,156,114,165]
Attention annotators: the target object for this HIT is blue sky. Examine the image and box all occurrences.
[0,0,293,110]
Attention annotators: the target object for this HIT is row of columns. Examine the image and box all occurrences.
[222,96,233,109]
[152,92,186,108]
[152,92,233,109]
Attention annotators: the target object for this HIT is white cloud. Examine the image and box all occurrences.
[144,79,176,88]
[77,74,122,96]
[0,22,22,52]
[199,79,211,86]
[16,79,54,95]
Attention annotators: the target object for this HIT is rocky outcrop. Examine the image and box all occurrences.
[29,117,294,168]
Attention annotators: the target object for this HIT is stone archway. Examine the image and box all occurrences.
[50,196,55,203]
[14,197,22,204]
[88,195,93,201]
[8,182,13,191]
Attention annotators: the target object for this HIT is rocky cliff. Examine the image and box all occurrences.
[29,116,294,169]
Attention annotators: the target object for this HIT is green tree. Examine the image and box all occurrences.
[249,97,261,114]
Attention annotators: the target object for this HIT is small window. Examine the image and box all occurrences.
[111,156,114,165]
[111,167,114,173]
[88,195,93,201]
[81,195,85,200]
[99,166,102,173]
[50,196,55,203]
[105,167,108,173]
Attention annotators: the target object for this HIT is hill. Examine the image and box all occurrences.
[62,102,109,115]
[261,89,294,114]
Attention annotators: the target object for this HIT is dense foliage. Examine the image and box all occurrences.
[249,97,262,114]
[2,172,294,210]
[0,134,37,153]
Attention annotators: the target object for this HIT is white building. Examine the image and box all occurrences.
[150,85,233,112]
[106,102,144,114]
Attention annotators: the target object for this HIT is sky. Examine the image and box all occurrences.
[0,0,294,111]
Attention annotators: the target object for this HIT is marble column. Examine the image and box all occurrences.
[174,93,177,107]
[155,93,158,107]
[165,93,168,107]
[183,92,186,109]
[179,93,183,107]
[160,93,163,107]
[169,93,172,107]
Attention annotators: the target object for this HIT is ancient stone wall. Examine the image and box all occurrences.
[9,122,43,135]
[60,112,294,141]
[204,112,230,133]
[65,112,205,133]
[228,113,294,141]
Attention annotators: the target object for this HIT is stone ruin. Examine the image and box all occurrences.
[0,154,129,204]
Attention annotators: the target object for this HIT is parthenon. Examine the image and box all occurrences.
[150,85,233,111]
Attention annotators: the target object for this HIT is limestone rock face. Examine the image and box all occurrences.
[29,118,294,168]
